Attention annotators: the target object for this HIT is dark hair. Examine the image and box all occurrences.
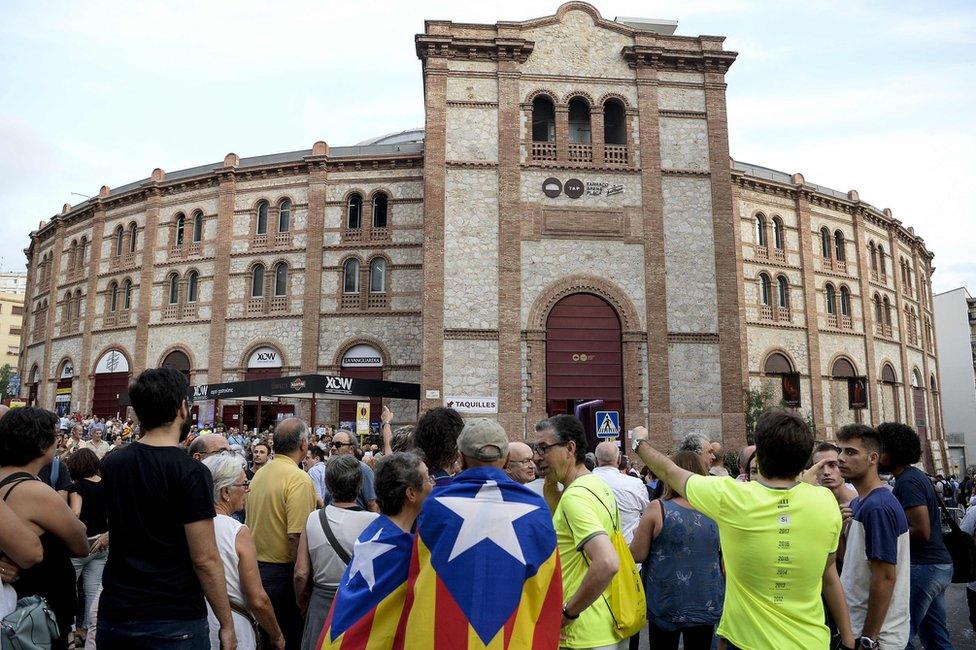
[877,422,922,466]
[0,407,58,466]
[374,452,424,516]
[65,447,100,479]
[325,455,363,503]
[837,424,881,453]
[413,407,463,471]
[664,450,708,499]
[308,445,326,462]
[814,441,841,454]
[754,409,813,480]
[391,425,415,453]
[187,435,210,457]
[252,442,270,454]
[546,414,587,464]
[273,420,308,454]
[128,368,189,431]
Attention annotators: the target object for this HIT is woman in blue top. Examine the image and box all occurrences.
[630,450,724,650]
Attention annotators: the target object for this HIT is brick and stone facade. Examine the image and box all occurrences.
[16,3,950,472]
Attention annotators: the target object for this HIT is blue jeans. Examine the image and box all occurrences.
[72,548,107,629]
[96,617,209,649]
[906,563,954,650]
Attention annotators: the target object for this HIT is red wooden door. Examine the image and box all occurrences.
[92,372,130,418]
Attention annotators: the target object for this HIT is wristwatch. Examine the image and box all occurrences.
[632,437,647,452]
[857,636,879,649]
[562,604,579,620]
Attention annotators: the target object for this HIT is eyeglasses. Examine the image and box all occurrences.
[231,480,250,488]
[507,458,535,466]
[331,441,354,448]
[532,441,569,455]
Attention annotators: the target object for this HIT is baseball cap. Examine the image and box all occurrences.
[457,418,509,462]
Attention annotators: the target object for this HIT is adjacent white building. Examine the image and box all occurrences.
[933,287,976,475]
[0,271,27,296]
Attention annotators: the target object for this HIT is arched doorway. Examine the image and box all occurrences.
[92,349,131,418]
[830,357,859,432]
[55,360,74,416]
[879,363,900,422]
[241,345,292,431]
[546,293,623,449]
[27,365,39,407]
[762,352,798,407]
[338,343,384,431]
[161,350,199,423]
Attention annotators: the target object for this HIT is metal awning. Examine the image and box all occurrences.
[188,373,420,403]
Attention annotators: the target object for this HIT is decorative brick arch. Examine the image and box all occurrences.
[157,345,198,372]
[597,92,632,110]
[524,275,644,438]
[562,90,597,107]
[55,356,76,379]
[826,353,858,378]
[526,274,641,334]
[523,88,559,106]
[89,345,133,378]
[760,348,797,376]
[239,340,289,372]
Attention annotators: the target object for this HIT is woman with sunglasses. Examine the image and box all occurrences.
[202,454,285,650]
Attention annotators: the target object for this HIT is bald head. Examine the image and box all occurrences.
[504,441,536,484]
[595,441,620,467]
[738,444,756,474]
[272,417,309,456]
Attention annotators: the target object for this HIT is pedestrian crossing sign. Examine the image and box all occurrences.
[595,410,620,438]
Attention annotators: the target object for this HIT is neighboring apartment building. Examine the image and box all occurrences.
[0,271,28,295]
[0,292,24,370]
[933,286,976,475]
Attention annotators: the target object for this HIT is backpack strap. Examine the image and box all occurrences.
[565,483,622,533]
[318,507,352,565]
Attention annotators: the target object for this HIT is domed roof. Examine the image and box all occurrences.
[355,129,425,146]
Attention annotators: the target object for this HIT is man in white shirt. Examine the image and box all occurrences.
[592,440,649,542]
[85,427,112,460]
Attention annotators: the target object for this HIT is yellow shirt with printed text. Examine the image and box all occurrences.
[685,475,841,650]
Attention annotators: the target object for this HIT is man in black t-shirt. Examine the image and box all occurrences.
[96,368,236,649]
[878,422,953,650]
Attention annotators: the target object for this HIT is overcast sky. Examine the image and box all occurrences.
[1,0,973,293]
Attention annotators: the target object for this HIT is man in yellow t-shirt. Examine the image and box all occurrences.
[536,414,625,650]
[632,411,857,650]
[246,418,317,648]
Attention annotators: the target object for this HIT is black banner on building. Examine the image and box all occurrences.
[848,376,868,410]
[781,372,801,408]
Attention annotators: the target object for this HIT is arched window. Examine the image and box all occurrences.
[840,286,852,316]
[168,273,180,304]
[883,295,892,324]
[869,242,877,271]
[531,95,555,142]
[192,211,204,243]
[777,276,790,308]
[347,194,363,230]
[62,291,72,321]
[369,258,386,294]
[874,294,883,323]
[278,199,291,232]
[74,290,81,318]
[877,245,886,276]
[832,357,857,378]
[343,259,360,294]
[122,279,132,310]
[567,98,592,144]
[109,281,119,312]
[772,217,784,250]
[175,213,186,246]
[758,273,772,306]
[78,236,88,269]
[187,271,199,303]
[820,228,832,259]
[825,283,836,314]
[603,99,626,145]
[251,264,265,298]
[115,225,125,256]
[371,193,388,229]
[755,214,768,247]
[128,222,137,253]
[256,201,269,235]
[764,352,793,375]
[881,363,897,384]
[273,262,287,296]
[69,240,78,269]
[834,230,846,262]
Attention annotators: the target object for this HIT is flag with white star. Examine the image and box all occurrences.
[319,515,414,649]
[403,466,563,648]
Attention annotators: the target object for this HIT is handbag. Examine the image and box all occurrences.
[562,484,647,639]
[935,490,976,583]
[0,595,60,650]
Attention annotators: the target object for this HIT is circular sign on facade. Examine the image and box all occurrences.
[248,346,283,369]
[564,178,584,199]
[94,350,130,375]
[542,177,562,198]
[341,344,383,368]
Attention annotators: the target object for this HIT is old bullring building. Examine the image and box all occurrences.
[18,3,949,471]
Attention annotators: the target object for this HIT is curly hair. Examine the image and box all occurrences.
[0,407,58,466]
[374,452,425,515]
[877,422,922,468]
[413,407,463,471]
[65,448,100,479]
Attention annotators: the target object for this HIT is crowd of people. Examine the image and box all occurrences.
[0,365,971,649]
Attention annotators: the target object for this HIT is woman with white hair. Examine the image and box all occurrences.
[202,453,285,650]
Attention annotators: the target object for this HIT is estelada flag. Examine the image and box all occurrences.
[402,467,562,649]
[319,515,414,649]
